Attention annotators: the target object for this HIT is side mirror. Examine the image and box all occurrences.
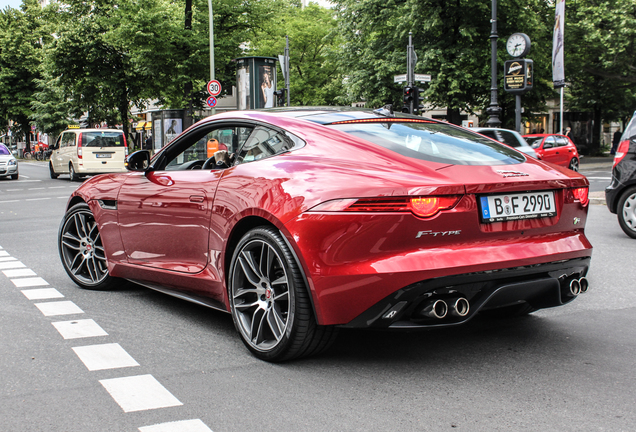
[126,150,151,172]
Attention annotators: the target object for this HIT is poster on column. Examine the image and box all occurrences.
[552,0,565,88]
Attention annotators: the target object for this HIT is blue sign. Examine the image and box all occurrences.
[206,96,217,108]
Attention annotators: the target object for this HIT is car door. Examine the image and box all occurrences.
[556,135,573,165]
[541,136,559,164]
[117,123,253,276]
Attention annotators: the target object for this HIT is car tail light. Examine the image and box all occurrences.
[77,133,82,159]
[309,196,461,218]
[613,139,630,169]
[571,187,589,207]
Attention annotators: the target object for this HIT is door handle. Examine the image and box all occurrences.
[189,195,205,203]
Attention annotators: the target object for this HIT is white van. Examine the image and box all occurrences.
[49,128,128,181]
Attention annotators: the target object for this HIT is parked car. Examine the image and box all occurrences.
[49,128,128,181]
[0,143,19,180]
[58,108,592,361]
[606,112,636,238]
[523,134,580,171]
[471,127,538,159]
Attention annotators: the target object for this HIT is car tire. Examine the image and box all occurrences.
[617,186,636,239]
[50,162,59,179]
[58,203,121,290]
[69,164,77,181]
[568,157,579,172]
[228,226,338,362]
[10,173,18,180]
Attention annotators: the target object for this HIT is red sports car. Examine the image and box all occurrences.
[58,108,592,361]
[523,133,580,171]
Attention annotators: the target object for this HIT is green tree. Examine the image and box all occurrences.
[249,1,344,106]
[0,0,44,148]
[333,0,556,126]
[565,0,636,154]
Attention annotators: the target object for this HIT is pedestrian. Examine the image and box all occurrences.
[564,127,572,137]
[144,134,152,151]
[540,128,545,134]
[611,129,622,155]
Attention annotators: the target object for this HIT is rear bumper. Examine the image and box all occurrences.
[341,257,590,329]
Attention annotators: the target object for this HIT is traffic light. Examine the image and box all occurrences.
[413,87,425,114]
[402,86,414,114]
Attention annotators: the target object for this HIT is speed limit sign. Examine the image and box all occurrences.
[207,80,221,97]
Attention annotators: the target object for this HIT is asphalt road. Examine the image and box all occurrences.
[1,161,634,432]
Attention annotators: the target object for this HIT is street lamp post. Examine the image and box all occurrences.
[208,0,215,114]
[486,0,501,127]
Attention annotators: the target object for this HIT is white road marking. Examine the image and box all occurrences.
[99,375,183,412]
[34,300,84,316]
[11,277,49,287]
[48,186,67,189]
[25,198,52,201]
[586,177,611,180]
[22,288,64,300]
[0,250,9,257]
[52,319,108,339]
[139,419,213,432]
[28,187,46,190]
[5,189,23,191]
[72,343,140,371]
[0,261,25,269]
[3,268,37,277]
[0,200,20,203]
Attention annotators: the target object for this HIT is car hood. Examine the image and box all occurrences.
[0,155,16,162]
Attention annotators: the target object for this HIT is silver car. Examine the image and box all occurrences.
[0,143,19,180]
[472,127,538,159]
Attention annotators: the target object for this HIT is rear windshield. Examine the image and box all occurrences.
[82,132,125,147]
[0,144,9,155]
[525,136,544,148]
[328,121,525,165]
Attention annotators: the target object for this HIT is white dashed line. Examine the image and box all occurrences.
[0,200,20,203]
[52,319,109,339]
[34,300,84,316]
[139,419,214,432]
[21,288,65,300]
[73,343,140,371]
[11,277,49,287]
[3,268,37,278]
[0,250,9,257]
[28,187,46,190]
[0,257,17,261]
[26,198,52,201]
[0,261,25,269]
[100,375,183,412]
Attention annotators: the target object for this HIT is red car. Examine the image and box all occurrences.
[523,133,580,171]
[58,108,592,361]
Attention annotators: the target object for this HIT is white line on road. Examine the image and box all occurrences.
[0,200,20,203]
[52,319,109,339]
[3,268,37,277]
[100,375,183,412]
[34,300,84,316]
[0,261,26,269]
[139,419,213,432]
[73,343,140,371]
[25,198,52,202]
[11,277,49,287]
[22,288,64,300]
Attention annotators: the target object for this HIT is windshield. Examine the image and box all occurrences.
[328,121,525,165]
[525,136,544,149]
[0,144,9,155]
[82,132,125,147]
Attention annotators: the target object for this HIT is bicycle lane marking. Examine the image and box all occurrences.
[0,244,213,431]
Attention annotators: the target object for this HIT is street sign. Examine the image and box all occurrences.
[394,74,407,83]
[415,74,431,82]
[206,96,217,108]
[207,80,222,97]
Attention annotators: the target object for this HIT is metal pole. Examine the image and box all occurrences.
[208,0,215,114]
[559,87,564,134]
[516,95,521,132]
[485,0,501,127]
[285,35,290,106]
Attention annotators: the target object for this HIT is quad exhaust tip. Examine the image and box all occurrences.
[420,297,470,319]
[568,277,589,296]
[450,297,470,317]
[421,299,449,319]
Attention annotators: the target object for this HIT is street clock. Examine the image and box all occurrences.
[506,33,531,58]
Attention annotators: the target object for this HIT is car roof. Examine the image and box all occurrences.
[62,128,123,133]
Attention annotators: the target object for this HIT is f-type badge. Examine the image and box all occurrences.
[416,230,461,238]
[496,170,529,178]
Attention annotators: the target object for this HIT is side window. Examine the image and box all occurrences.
[556,136,569,147]
[61,133,73,148]
[164,125,253,171]
[480,131,498,141]
[236,127,294,165]
[496,131,521,148]
[544,136,556,149]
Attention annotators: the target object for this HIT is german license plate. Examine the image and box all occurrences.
[95,153,112,158]
[479,191,557,223]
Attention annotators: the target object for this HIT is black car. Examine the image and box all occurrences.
[606,112,636,238]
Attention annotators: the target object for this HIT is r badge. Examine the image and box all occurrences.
[573,217,581,225]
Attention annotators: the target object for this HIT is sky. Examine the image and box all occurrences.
[0,0,21,9]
